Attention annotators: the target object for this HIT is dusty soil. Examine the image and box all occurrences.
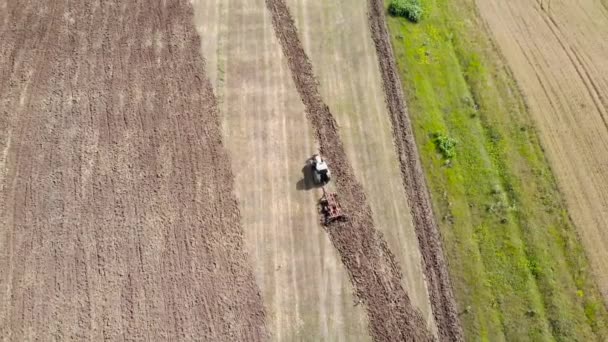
[476,0,608,300]
[367,1,464,341]
[265,0,435,340]
[286,0,437,334]
[0,1,266,340]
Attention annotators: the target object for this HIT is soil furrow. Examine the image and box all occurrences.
[366,1,464,341]
[265,0,433,340]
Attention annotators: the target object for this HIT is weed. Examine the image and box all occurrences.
[388,0,423,23]
[433,133,457,159]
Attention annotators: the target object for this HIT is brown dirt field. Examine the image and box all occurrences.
[265,0,435,340]
[191,0,371,340]
[286,0,438,335]
[476,0,608,300]
[0,1,266,340]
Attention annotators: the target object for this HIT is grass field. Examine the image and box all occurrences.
[386,0,608,340]
[476,0,608,304]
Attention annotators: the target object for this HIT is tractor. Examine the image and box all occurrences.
[307,154,345,225]
[309,154,331,185]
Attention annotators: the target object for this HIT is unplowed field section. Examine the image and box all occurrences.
[476,0,608,299]
[0,1,266,340]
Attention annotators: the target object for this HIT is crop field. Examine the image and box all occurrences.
[0,1,266,340]
[190,0,463,339]
[387,0,608,340]
[1,0,460,340]
[1,0,607,341]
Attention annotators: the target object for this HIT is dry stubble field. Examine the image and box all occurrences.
[193,0,371,339]
[192,0,444,339]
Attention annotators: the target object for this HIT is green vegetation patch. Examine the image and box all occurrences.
[433,132,456,159]
[388,0,423,23]
[386,0,608,340]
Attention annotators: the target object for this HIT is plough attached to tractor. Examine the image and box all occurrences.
[319,187,345,225]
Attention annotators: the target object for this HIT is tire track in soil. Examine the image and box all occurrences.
[265,0,434,340]
[366,1,464,341]
[476,0,608,302]
[537,7,608,131]
[0,1,267,340]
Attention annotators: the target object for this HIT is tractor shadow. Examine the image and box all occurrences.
[296,164,322,191]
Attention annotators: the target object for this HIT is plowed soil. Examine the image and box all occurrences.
[0,1,266,340]
[476,0,608,300]
[265,0,434,340]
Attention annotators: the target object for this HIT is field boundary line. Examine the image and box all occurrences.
[366,1,464,341]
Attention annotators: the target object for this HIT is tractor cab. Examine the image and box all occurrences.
[311,154,331,185]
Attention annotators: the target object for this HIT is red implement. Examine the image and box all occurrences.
[319,188,346,225]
